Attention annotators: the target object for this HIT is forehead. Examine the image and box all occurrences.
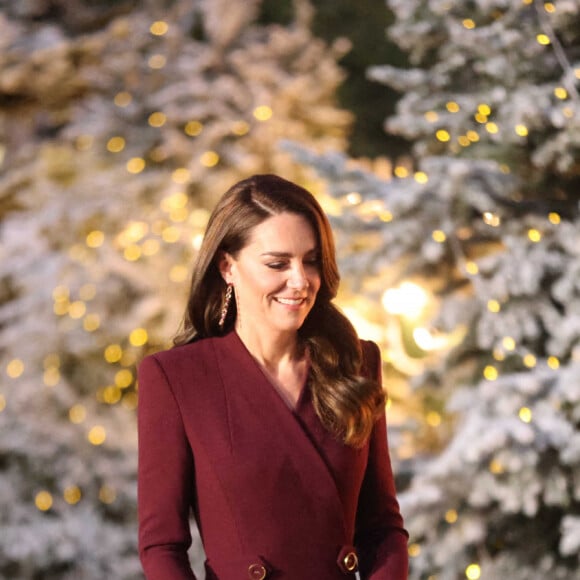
[245,212,318,251]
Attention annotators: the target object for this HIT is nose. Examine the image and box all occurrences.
[287,264,309,290]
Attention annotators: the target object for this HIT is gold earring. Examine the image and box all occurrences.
[218,283,233,329]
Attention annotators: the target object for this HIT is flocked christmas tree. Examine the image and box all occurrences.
[289,0,580,578]
[0,0,352,577]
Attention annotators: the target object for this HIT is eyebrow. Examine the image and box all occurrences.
[260,249,319,258]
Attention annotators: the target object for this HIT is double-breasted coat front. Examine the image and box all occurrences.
[138,331,408,579]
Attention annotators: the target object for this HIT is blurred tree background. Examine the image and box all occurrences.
[1,0,579,579]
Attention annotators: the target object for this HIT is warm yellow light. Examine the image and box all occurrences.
[379,210,393,222]
[523,354,537,368]
[253,105,273,121]
[382,282,429,318]
[519,407,532,423]
[0,394,6,412]
[86,230,105,248]
[466,130,480,142]
[483,365,498,380]
[466,563,481,579]
[528,228,542,242]
[35,491,53,512]
[69,301,86,319]
[478,104,491,116]
[192,233,204,250]
[426,411,442,427]
[458,135,471,147]
[544,2,555,12]
[576,68,580,80]
[103,385,122,404]
[483,212,501,226]
[171,167,191,182]
[547,356,560,369]
[114,92,132,107]
[115,369,133,388]
[474,112,488,124]
[515,124,528,137]
[162,226,180,243]
[414,171,428,184]
[424,111,438,122]
[436,130,451,142]
[200,151,219,168]
[106,136,126,153]
[446,101,460,113]
[536,34,550,45]
[432,230,446,242]
[184,120,203,136]
[548,212,561,224]
[445,509,458,523]
[122,221,149,243]
[465,261,479,275]
[408,543,421,558]
[148,111,167,127]
[161,193,188,215]
[394,166,409,178]
[83,314,100,332]
[554,87,568,100]
[126,157,146,174]
[64,486,82,505]
[88,425,107,445]
[493,348,505,361]
[104,344,123,363]
[168,208,187,225]
[148,54,167,69]
[462,18,475,29]
[502,336,516,351]
[489,458,504,474]
[69,404,86,424]
[124,245,142,261]
[43,368,60,387]
[485,122,499,134]
[99,485,117,504]
[487,299,501,313]
[130,328,148,347]
[231,120,250,135]
[7,358,25,378]
[150,20,169,35]
[142,239,160,256]
[413,327,447,351]
[53,285,70,301]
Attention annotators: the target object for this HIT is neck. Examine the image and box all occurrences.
[235,323,302,369]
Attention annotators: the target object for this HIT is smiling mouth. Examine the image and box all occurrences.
[274,297,306,306]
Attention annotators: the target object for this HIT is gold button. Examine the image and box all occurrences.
[248,563,267,580]
[343,551,358,572]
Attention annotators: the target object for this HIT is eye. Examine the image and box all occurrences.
[266,262,287,270]
[304,255,320,267]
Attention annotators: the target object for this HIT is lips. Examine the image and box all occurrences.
[274,297,307,306]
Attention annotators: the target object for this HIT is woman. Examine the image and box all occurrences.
[138,174,409,579]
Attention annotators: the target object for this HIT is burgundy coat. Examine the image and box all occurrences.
[138,331,408,579]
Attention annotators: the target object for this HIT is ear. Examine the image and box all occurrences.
[218,251,236,284]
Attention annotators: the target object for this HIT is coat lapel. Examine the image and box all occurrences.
[211,331,349,541]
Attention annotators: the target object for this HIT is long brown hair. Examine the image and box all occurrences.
[174,174,384,446]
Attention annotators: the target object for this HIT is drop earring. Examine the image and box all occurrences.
[218,283,233,329]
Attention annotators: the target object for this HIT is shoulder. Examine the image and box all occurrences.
[139,336,217,379]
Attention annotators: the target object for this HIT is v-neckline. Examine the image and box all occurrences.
[231,330,310,412]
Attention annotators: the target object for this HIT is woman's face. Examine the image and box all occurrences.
[220,212,322,337]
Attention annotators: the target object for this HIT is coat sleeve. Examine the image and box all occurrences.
[137,354,197,580]
[355,341,409,580]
